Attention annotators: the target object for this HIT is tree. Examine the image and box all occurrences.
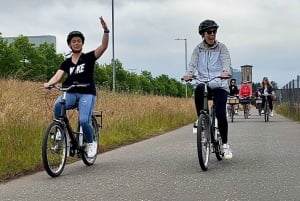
[0,36,21,77]
[37,43,64,80]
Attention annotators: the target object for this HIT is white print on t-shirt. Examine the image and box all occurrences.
[69,63,85,75]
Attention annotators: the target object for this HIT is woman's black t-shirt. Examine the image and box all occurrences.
[60,51,97,95]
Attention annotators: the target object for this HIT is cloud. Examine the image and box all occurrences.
[1,0,299,87]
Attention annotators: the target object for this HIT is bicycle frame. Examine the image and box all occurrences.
[53,86,84,154]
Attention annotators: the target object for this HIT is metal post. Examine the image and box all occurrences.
[175,38,188,97]
[112,0,116,92]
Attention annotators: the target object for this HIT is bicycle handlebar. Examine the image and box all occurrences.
[46,83,90,92]
[181,75,231,83]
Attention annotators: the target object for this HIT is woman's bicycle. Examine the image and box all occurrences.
[184,76,229,171]
[42,83,102,177]
[262,93,271,122]
[239,97,251,119]
[227,96,239,122]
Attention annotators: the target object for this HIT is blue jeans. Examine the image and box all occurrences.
[54,93,96,143]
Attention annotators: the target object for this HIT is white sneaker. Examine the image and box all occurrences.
[270,111,274,117]
[86,141,97,157]
[223,144,233,159]
[193,120,198,128]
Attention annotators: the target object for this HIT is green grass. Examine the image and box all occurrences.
[0,79,196,182]
[275,103,300,121]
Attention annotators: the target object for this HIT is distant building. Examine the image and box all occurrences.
[4,35,56,50]
[241,64,253,83]
[232,68,242,86]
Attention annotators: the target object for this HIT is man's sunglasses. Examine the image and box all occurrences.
[205,29,217,35]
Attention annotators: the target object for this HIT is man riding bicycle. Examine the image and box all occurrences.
[183,19,233,159]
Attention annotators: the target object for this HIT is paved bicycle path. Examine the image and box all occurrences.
[0,109,300,201]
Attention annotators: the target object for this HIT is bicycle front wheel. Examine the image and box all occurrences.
[244,104,249,119]
[264,104,269,122]
[231,106,234,123]
[42,121,67,177]
[197,114,210,171]
[82,115,100,166]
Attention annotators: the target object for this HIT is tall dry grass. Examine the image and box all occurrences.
[0,79,195,181]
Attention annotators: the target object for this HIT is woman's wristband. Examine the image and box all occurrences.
[104,29,110,33]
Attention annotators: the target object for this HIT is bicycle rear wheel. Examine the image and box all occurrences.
[42,121,67,177]
[197,114,210,171]
[82,115,100,166]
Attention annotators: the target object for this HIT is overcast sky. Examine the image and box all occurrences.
[1,0,300,87]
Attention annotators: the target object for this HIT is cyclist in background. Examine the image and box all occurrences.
[258,77,276,117]
[229,79,239,96]
[239,81,252,98]
[183,19,233,159]
[228,78,239,115]
[43,17,109,157]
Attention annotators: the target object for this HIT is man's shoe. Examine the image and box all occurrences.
[86,141,97,157]
[223,144,233,159]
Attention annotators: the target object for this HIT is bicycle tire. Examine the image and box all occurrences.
[212,116,223,161]
[244,104,249,119]
[231,106,234,123]
[42,121,67,177]
[82,115,100,166]
[197,114,210,171]
[264,103,269,122]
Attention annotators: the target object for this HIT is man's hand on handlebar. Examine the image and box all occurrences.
[182,73,192,81]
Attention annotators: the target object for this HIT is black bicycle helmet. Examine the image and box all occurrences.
[198,19,219,35]
[67,31,85,44]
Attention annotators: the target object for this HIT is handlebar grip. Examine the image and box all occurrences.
[181,78,192,82]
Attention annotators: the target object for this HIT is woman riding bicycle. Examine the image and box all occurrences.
[238,81,252,113]
[258,77,276,117]
[228,78,239,115]
[183,19,233,159]
[239,81,252,99]
[43,17,109,157]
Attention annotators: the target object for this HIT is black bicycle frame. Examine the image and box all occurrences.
[56,91,77,148]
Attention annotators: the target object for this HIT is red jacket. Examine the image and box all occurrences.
[239,85,252,97]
